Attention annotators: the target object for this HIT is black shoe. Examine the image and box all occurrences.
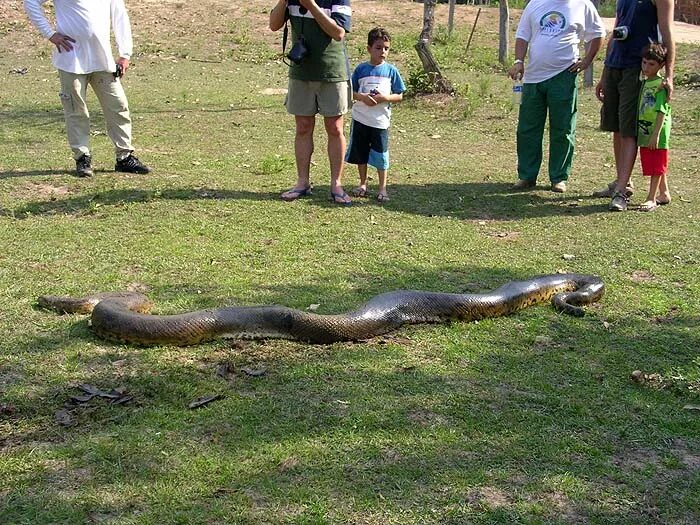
[75,154,93,177]
[115,153,151,174]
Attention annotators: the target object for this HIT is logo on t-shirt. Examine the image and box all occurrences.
[539,12,567,36]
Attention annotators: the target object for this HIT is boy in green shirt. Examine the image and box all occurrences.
[635,42,672,212]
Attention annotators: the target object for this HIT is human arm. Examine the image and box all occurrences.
[270,0,287,32]
[24,0,76,52]
[656,0,676,100]
[572,6,606,74]
[569,37,602,74]
[371,92,403,104]
[646,110,665,150]
[595,14,618,102]
[508,38,528,80]
[111,0,133,74]
[299,0,345,41]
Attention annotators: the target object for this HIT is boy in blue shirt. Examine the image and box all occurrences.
[346,27,406,203]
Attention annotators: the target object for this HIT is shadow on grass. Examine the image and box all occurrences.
[0,169,70,180]
[4,181,609,220]
[3,299,699,523]
[6,263,700,522]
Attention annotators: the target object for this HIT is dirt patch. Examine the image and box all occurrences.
[630,270,656,283]
[466,486,511,508]
[12,182,72,201]
[669,438,700,471]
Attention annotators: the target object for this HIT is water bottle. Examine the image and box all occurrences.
[513,78,523,105]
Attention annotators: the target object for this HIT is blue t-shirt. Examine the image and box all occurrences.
[605,0,659,69]
[350,61,406,129]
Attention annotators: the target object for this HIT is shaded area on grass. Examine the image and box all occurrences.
[3,298,699,524]
[3,182,613,221]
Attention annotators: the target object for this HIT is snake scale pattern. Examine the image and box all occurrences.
[37,274,604,346]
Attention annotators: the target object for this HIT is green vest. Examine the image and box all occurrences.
[288,16,349,82]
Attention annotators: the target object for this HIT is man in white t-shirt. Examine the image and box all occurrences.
[508,0,605,193]
[24,0,150,177]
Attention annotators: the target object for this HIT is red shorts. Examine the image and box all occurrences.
[639,147,669,176]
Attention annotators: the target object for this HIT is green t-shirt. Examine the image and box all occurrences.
[637,75,671,149]
[288,14,350,82]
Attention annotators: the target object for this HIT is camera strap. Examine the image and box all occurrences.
[282,16,303,67]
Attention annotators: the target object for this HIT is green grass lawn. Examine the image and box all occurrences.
[1,1,699,523]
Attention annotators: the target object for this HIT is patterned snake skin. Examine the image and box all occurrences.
[37,274,604,345]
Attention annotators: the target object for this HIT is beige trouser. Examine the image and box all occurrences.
[58,70,133,160]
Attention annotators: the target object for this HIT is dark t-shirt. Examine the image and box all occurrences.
[286,0,351,82]
[605,0,659,69]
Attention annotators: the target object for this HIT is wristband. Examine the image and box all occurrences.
[514,59,524,65]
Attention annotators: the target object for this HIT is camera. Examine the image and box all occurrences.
[287,35,309,65]
[612,26,629,41]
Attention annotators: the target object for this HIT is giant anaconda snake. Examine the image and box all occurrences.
[38,274,604,346]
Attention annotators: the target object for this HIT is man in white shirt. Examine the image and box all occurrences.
[508,0,604,193]
[24,0,150,177]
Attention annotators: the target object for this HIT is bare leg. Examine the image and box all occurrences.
[657,174,671,204]
[641,175,662,210]
[281,115,315,199]
[613,133,637,194]
[377,168,388,200]
[324,115,350,203]
[352,164,369,196]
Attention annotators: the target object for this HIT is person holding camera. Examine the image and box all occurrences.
[270,0,353,205]
[508,0,605,194]
[24,0,151,178]
[594,0,675,212]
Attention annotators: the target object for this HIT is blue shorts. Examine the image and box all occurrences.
[345,119,390,170]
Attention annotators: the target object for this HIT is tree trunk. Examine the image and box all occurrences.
[420,0,437,43]
[415,40,455,94]
[498,0,509,65]
[415,0,454,95]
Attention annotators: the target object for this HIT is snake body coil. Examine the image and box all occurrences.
[38,274,604,345]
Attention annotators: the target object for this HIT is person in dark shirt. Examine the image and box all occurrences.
[594,0,675,212]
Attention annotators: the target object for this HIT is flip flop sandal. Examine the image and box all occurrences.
[281,187,312,201]
[351,187,369,198]
[330,191,352,206]
[638,202,658,212]
[377,193,390,203]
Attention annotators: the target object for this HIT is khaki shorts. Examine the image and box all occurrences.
[600,66,641,137]
[285,78,350,117]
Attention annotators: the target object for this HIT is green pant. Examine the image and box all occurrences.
[516,70,578,184]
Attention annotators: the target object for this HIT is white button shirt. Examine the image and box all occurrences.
[24,0,133,74]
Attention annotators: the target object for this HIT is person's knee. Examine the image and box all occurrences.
[324,118,344,138]
[295,117,315,136]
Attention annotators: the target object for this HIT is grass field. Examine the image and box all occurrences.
[1,1,699,524]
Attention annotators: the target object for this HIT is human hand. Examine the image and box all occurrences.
[508,62,524,81]
[595,78,605,102]
[116,57,130,76]
[661,77,674,102]
[363,93,378,106]
[49,32,76,53]
[648,134,659,150]
[369,89,386,104]
[568,59,588,74]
